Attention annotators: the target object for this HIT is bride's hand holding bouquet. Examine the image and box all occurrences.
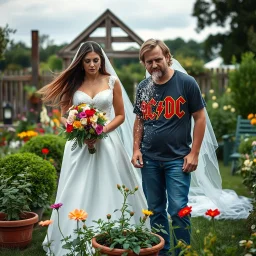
[62,103,108,154]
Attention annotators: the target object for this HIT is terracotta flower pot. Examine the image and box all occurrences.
[0,211,38,248]
[92,233,165,256]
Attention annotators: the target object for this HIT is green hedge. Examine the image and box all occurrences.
[239,136,256,154]
[0,152,57,209]
[20,134,65,173]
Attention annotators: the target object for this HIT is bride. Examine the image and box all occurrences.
[38,41,251,255]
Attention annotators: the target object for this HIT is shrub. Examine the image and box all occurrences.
[229,52,256,118]
[205,87,237,142]
[0,152,57,209]
[238,136,256,154]
[19,134,65,173]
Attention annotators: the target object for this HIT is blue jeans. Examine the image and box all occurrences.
[141,157,191,255]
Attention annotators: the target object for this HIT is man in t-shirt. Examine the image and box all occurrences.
[131,39,206,255]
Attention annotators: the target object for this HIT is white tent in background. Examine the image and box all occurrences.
[204,57,235,70]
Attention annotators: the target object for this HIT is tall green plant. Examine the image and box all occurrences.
[229,52,256,118]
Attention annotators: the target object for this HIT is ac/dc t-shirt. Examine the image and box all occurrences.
[133,70,205,161]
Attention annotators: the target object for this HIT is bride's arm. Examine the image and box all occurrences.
[103,79,125,133]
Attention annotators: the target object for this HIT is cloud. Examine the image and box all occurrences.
[0,0,229,47]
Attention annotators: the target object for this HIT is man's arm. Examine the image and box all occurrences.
[131,115,144,168]
[183,108,206,172]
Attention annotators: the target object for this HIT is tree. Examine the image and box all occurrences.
[0,24,16,60]
[164,38,206,61]
[193,0,256,63]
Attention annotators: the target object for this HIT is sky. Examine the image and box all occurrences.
[0,0,229,50]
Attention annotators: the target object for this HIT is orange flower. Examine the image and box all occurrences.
[178,206,192,218]
[247,113,254,120]
[68,209,88,221]
[250,118,256,125]
[205,209,220,218]
[73,121,82,129]
[39,219,53,226]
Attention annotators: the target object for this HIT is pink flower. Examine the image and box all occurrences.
[50,203,63,210]
[95,124,103,135]
[79,112,87,119]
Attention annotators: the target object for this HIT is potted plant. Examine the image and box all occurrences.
[24,85,41,104]
[42,185,166,256]
[0,167,38,248]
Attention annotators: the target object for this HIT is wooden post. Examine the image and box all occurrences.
[31,30,39,88]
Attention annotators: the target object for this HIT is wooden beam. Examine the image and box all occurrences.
[106,18,112,50]
[112,37,135,43]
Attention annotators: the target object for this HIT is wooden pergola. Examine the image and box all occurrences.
[58,9,144,68]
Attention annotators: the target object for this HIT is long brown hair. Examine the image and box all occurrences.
[38,41,110,113]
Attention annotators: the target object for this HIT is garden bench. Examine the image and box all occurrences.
[222,115,256,175]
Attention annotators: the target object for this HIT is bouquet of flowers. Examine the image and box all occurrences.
[62,103,108,153]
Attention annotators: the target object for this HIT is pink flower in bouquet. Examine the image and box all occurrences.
[79,112,87,119]
[96,124,103,135]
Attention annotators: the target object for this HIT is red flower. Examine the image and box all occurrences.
[66,124,74,133]
[41,148,49,155]
[85,109,96,117]
[178,206,192,218]
[205,209,220,218]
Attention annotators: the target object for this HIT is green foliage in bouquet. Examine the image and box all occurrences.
[0,152,57,209]
[19,134,65,173]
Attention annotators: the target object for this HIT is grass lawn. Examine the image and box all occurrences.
[0,161,253,255]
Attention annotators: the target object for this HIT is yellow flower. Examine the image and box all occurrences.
[53,118,60,127]
[39,219,53,226]
[68,209,88,221]
[209,89,214,94]
[212,102,219,109]
[142,209,153,216]
[73,120,82,129]
[211,95,216,100]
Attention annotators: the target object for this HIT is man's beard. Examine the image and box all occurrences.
[151,70,163,81]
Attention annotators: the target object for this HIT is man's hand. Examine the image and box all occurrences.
[131,149,144,168]
[183,152,199,173]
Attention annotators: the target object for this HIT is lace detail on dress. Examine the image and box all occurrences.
[108,76,116,90]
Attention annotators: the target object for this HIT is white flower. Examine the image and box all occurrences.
[223,105,228,111]
[82,106,90,111]
[69,109,78,116]
[67,115,75,124]
[251,224,256,230]
[239,240,247,246]
[212,102,219,109]
[231,108,235,112]
[80,118,87,125]
[226,88,231,93]
[209,89,214,94]
[212,95,217,100]
[90,115,98,123]
[244,253,253,256]
[244,159,253,167]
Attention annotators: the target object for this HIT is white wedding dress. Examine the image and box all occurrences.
[43,75,148,255]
